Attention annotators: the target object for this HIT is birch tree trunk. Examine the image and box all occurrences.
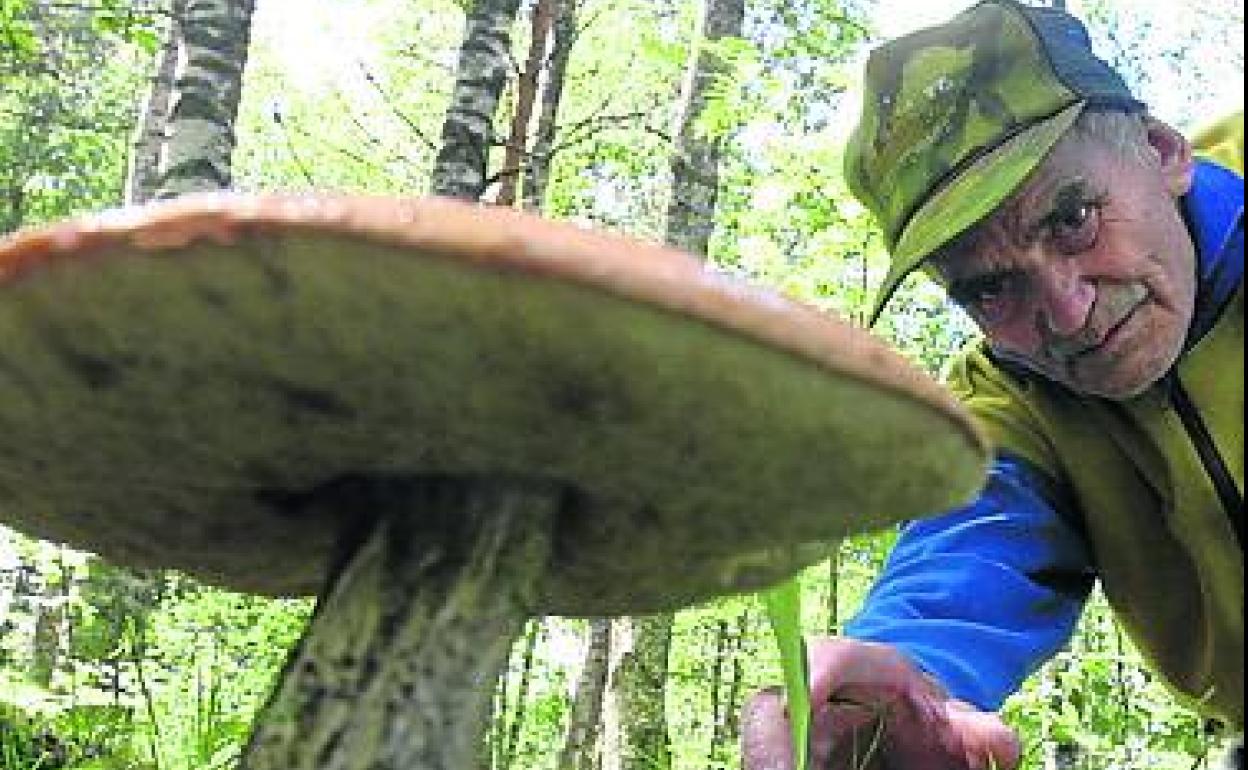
[30,557,69,688]
[157,0,256,199]
[709,610,749,766]
[610,2,745,768]
[522,0,576,211]
[611,614,675,770]
[497,619,544,770]
[429,0,523,200]
[558,618,611,770]
[126,0,185,204]
[663,0,745,256]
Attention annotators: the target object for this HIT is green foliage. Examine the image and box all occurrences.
[0,696,148,770]
[131,579,309,770]
[0,701,53,770]
[0,1,154,232]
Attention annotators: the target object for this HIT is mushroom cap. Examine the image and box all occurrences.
[0,194,989,615]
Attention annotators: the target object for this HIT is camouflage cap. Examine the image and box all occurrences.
[845,0,1144,325]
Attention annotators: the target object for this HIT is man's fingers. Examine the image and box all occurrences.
[946,702,1023,769]
[743,687,894,770]
[741,687,796,770]
[766,696,1006,770]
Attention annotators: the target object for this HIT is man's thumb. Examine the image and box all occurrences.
[945,701,1023,769]
[741,687,797,770]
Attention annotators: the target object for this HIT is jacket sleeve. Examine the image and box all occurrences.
[843,453,1095,711]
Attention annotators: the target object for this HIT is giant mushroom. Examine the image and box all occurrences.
[0,194,989,769]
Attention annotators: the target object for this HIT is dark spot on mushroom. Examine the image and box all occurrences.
[546,377,634,424]
[266,378,355,419]
[44,333,130,390]
[256,254,294,298]
[550,484,597,565]
[193,283,231,310]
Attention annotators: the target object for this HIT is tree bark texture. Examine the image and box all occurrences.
[239,477,559,770]
[664,0,745,256]
[558,618,611,770]
[709,610,749,767]
[429,0,523,200]
[495,0,556,207]
[157,0,256,199]
[610,3,747,765]
[612,613,675,770]
[826,542,842,634]
[498,618,544,770]
[30,565,68,687]
[126,0,185,204]
[522,0,576,211]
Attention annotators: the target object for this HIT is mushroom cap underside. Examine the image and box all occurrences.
[0,194,989,616]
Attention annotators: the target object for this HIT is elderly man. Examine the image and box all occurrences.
[742,1,1243,768]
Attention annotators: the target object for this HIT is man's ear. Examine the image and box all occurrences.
[1145,117,1195,197]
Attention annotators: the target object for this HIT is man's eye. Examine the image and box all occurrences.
[954,275,1018,323]
[1048,200,1101,253]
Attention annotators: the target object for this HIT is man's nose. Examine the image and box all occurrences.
[1035,264,1095,339]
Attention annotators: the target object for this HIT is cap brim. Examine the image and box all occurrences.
[868,101,1086,326]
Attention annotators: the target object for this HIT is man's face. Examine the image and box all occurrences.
[932,120,1198,399]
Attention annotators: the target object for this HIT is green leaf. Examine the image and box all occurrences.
[762,577,810,770]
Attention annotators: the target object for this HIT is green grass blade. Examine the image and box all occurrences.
[762,577,811,770]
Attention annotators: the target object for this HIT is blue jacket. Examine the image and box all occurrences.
[844,157,1245,712]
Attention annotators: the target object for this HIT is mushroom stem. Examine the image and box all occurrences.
[239,476,560,770]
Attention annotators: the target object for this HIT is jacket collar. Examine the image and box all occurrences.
[1184,159,1244,349]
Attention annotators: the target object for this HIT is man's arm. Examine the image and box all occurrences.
[844,453,1095,710]
[741,453,1095,770]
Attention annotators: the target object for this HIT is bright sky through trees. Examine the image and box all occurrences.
[252,0,1243,143]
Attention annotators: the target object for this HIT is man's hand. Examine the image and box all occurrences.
[741,639,1021,770]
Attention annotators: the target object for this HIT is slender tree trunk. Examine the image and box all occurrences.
[612,614,675,770]
[721,611,747,745]
[664,0,745,256]
[707,610,748,766]
[429,0,523,200]
[495,0,555,207]
[157,0,256,198]
[498,619,544,770]
[559,618,611,770]
[126,0,185,204]
[707,619,730,767]
[826,543,842,634]
[31,564,65,687]
[522,0,576,211]
[612,3,745,767]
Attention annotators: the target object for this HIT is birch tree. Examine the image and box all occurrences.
[663,0,745,256]
[610,2,745,769]
[157,0,256,198]
[559,618,611,770]
[126,0,185,204]
[429,0,523,200]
